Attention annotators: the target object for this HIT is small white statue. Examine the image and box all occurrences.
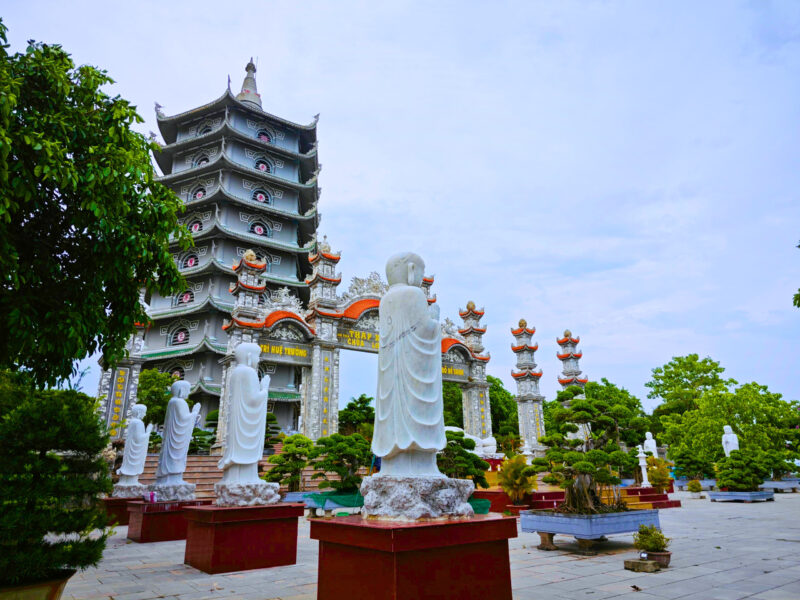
[643,431,658,457]
[151,381,200,500]
[362,252,473,520]
[481,436,498,455]
[215,342,279,506]
[372,252,446,477]
[722,425,739,457]
[113,404,153,497]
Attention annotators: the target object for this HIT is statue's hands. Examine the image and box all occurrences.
[146,423,154,435]
[260,375,271,397]
[192,403,201,415]
[429,302,440,322]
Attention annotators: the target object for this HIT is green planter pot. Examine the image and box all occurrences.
[0,570,75,600]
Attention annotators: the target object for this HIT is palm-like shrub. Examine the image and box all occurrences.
[497,455,537,504]
[263,434,314,492]
[646,456,672,491]
[437,430,490,489]
[310,433,372,492]
[633,525,670,552]
[716,450,770,492]
[0,371,112,586]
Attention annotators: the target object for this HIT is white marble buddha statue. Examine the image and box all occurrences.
[154,380,200,488]
[643,431,658,457]
[722,425,739,457]
[372,252,446,478]
[115,404,152,490]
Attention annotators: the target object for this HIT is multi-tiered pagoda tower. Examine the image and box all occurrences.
[99,61,319,434]
[510,319,545,454]
[556,330,588,389]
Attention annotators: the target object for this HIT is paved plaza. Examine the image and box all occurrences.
[66,492,800,600]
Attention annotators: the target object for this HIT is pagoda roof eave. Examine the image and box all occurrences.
[510,327,536,336]
[511,370,543,380]
[174,257,308,288]
[156,89,318,145]
[183,186,317,223]
[190,380,222,397]
[557,336,581,345]
[140,337,227,360]
[176,220,314,255]
[147,296,234,320]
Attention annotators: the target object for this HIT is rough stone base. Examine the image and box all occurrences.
[360,475,474,520]
[624,559,660,573]
[214,481,280,507]
[149,483,196,502]
[112,484,147,499]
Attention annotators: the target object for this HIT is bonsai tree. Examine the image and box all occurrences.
[0,370,112,587]
[263,434,314,492]
[716,450,771,492]
[497,455,537,504]
[532,385,634,513]
[204,409,219,431]
[646,456,672,492]
[338,394,375,435]
[437,430,490,489]
[310,433,371,493]
[670,446,715,480]
[760,449,795,481]
[633,524,670,553]
[188,428,214,455]
[264,412,281,451]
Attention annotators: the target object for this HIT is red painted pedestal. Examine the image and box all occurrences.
[127,500,211,543]
[102,497,133,526]
[310,514,518,600]
[184,503,305,574]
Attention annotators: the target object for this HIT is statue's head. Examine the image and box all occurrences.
[131,404,147,419]
[171,380,191,399]
[723,425,733,435]
[645,432,653,440]
[385,252,425,287]
[234,342,262,368]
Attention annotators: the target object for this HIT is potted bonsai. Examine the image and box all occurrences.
[306,433,372,514]
[525,385,661,555]
[710,450,773,502]
[0,371,112,599]
[497,454,537,515]
[633,524,671,567]
[687,479,703,499]
[670,446,715,491]
[263,433,314,503]
[437,430,490,489]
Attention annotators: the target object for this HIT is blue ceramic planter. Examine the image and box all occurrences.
[759,481,799,492]
[709,491,774,502]
[520,509,660,540]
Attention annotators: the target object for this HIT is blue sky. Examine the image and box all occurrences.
[5,1,800,412]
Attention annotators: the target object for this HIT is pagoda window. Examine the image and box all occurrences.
[256,129,272,143]
[188,220,203,233]
[167,366,185,379]
[190,186,206,201]
[197,125,213,136]
[251,188,272,204]
[254,158,272,173]
[182,253,199,269]
[250,221,272,237]
[170,328,190,346]
[176,290,194,305]
[193,154,210,167]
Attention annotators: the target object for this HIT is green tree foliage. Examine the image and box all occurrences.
[488,375,518,435]
[135,369,175,426]
[204,409,219,430]
[662,382,800,464]
[265,412,281,450]
[633,525,670,553]
[310,433,371,492]
[338,394,375,435]
[0,370,112,586]
[646,456,671,492]
[496,430,522,457]
[436,430,490,488]
[188,428,214,454]
[442,381,464,428]
[646,355,733,433]
[716,450,771,492]
[497,454,537,504]
[670,446,715,480]
[533,385,638,514]
[264,434,314,492]
[0,21,190,386]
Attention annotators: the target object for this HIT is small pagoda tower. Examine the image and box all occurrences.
[510,319,545,454]
[557,330,588,389]
[458,301,492,439]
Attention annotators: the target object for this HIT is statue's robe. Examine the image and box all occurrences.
[372,284,446,458]
[155,397,195,480]
[118,419,149,477]
[643,439,658,456]
[218,365,267,470]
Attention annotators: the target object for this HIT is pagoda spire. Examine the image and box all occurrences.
[510,319,545,455]
[557,329,588,389]
[235,58,262,108]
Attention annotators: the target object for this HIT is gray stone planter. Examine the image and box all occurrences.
[520,509,661,555]
[759,481,799,493]
[674,479,716,491]
[282,491,307,503]
[709,490,774,502]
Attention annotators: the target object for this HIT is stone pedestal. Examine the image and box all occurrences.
[112,484,147,499]
[101,497,133,526]
[311,514,517,600]
[360,475,474,520]
[184,503,305,574]
[148,483,196,502]
[127,500,211,543]
[214,481,280,506]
